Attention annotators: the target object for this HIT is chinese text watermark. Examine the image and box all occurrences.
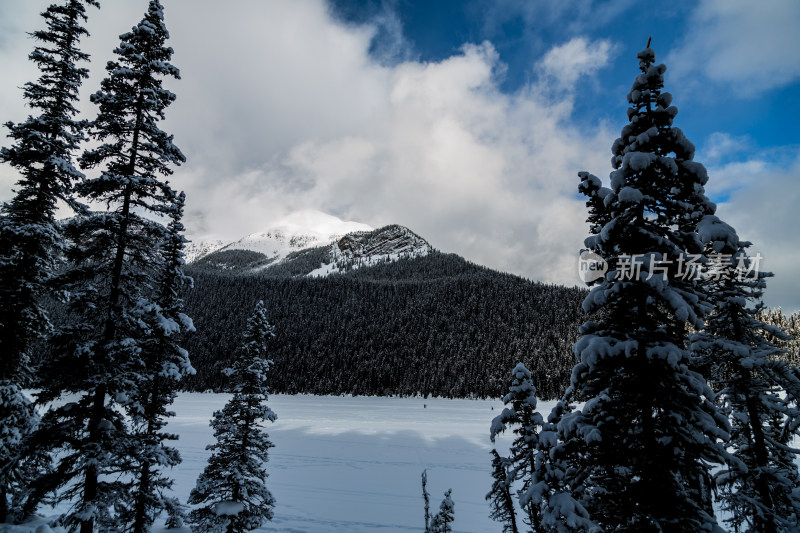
[577,251,763,284]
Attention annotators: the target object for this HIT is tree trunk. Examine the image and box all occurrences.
[0,480,8,523]
[132,378,162,533]
[80,86,145,533]
[745,393,777,533]
[80,384,106,533]
[131,459,152,533]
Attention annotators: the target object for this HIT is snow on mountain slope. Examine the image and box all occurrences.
[187,211,373,264]
[184,239,226,263]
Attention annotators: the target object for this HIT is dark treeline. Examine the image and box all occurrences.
[181,251,586,399]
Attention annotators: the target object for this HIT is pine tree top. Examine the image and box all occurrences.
[578,45,722,328]
[81,0,184,187]
[222,301,276,394]
[1,0,99,208]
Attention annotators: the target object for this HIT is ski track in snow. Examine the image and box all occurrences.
[22,393,548,533]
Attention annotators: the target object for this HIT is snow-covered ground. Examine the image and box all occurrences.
[14,392,800,533]
[20,393,540,533]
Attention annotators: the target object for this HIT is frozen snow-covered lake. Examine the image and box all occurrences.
[165,393,531,533]
[21,392,799,533]
[20,392,537,533]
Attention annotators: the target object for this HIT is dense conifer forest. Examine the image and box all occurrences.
[3,0,800,531]
[181,251,587,399]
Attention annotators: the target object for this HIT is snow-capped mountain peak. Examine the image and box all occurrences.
[185,210,372,263]
[186,212,432,276]
[268,210,373,241]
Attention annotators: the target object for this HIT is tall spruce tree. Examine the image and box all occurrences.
[0,0,97,522]
[188,301,277,533]
[120,190,195,533]
[33,2,185,531]
[490,364,594,533]
[559,44,731,531]
[487,449,519,533]
[692,236,800,532]
[490,363,543,531]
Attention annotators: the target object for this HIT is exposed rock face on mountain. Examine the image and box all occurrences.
[336,224,430,259]
[310,225,432,276]
[185,210,372,265]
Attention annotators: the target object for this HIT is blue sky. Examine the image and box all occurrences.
[329,0,800,159]
[1,0,798,311]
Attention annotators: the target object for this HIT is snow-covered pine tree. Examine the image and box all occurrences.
[32,2,185,531]
[486,449,518,533]
[759,308,800,367]
[490,363,595,533]
[532,400,598,533]
[691,232,800,531]
[0,387,48,524]
[562,44,731,531]
[490,363,542,531]
[119,190,195,533]
[421,470,455,533]
[188,301,277,533]
[0,0,97,522]
[430,489,454,533]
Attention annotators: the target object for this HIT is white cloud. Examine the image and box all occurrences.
[537,37,614,88]
[4,1,795,312]
[668,0,800,97]
[700,132,751,163]
[706,153,800,312]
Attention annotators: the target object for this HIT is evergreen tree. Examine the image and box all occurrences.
[490,363,542,531]
[33,2,185,531]
[561,44,730,531]
[431,489,454,533]
[188,301,277,533]
[0,0,97,522]
[758,308,800,367]
[490,363,594,533]
[120,191,195,533]
[486,449,519,533]
[422,470,432,532]
[692,237,800,532]
[423,473,455,533]
[531,400,597,533]
[0,386,49,524]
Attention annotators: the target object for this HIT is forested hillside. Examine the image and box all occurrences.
[182,252,586,399]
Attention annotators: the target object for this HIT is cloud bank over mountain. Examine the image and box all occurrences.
[1,0,797,310]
